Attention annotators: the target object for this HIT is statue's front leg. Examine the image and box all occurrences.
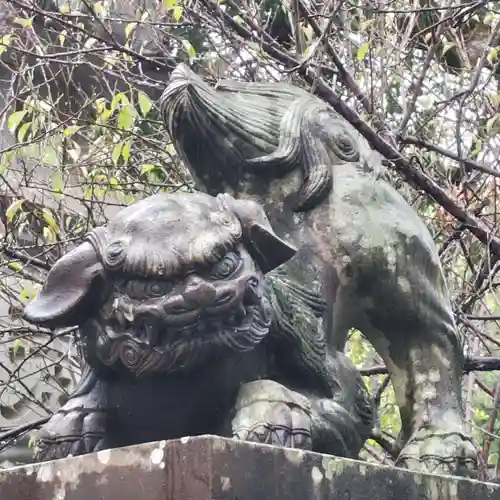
[231,380,313,449]
[230,365,373,458]
[34,367,112,461]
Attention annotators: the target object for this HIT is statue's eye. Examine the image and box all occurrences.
[145,281,173,297]
[210,252,241,280]
[125,280,172,299]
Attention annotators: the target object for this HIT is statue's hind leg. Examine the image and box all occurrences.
[344,242,478,477]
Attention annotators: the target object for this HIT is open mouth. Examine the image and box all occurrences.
[89,298,272,376]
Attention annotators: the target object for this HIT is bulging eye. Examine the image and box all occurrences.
[125,280,172,299]
[210,252,241,280]
[146,281,173,297]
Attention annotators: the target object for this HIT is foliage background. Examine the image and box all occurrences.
[0,0,499,480]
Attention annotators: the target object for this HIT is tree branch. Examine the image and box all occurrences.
[360,356,500,376]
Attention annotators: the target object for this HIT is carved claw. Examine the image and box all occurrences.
[396,428,478,479]
[231,379,313,450]
[34,409,109,462]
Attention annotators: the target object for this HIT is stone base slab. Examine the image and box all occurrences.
[1,435,499,499]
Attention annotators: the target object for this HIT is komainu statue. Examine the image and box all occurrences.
[23,191,373,461]
[159,64,478,477]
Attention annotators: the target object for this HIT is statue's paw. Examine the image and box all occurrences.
[34,409,108,462]
[396,428,478,478]
[231,379,312,449]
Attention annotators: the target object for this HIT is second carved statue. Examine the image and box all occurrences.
[159,63,478,477]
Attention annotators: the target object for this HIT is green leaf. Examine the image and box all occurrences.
[121,141,131,163]
[6,199,25,222]
[138,91,152,117]
[173,6,183,21]
[7,110,27,133]
[117,105,136,130]
[42,147,59,166]
[356,41,369,61]
[141,163,157,175]
[182,40,196,59]
[163,0,177,8]
[112,143,123,165]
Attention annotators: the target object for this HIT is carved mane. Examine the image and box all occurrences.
[160,64,381,212]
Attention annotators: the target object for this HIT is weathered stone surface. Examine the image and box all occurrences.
[0,435,498,500]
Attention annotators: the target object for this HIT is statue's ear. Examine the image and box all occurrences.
[217,194,297,273]
[23,241,105,329]
[246,222,297,273]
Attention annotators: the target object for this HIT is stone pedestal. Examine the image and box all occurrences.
[0,435,499,499]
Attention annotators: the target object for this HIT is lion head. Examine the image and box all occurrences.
[23,192,296,376]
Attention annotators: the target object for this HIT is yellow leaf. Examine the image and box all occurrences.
[173,6,183,21]
[112,143,123,164]
[302,23,313,43]
[182,40,196,59]
[125,22,137,40]
[0,34,12,55]
[42,147,59,166]
[356,42,369,61]
[471,139,482,156]
[138,91,152,116]
[7,110,26,133]
[63,125,81,136]
[121,141,131,163]
[111,93,123,111]
[52,171,64,195]
[14,17,33,28]
[117,105,136,130]
[486,114,499,134]
[163,0,177,8]
[17,122,30,142]
[141,164,156,175]
[42,207,58,231]
[12,338,22,357]
[93,1,106,15]
[6,199,25,222]
[43,226,57,243]
[487,46,499,65]
[8,261,22,273]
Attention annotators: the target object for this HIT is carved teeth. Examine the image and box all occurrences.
[123,305,135,322]
[236,304,246,318]
[245,285,261,305]
[115,310,127,328]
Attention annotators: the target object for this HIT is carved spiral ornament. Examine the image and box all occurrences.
[103,240,127,270]
[329,130,360,163]
[118,339,147,372]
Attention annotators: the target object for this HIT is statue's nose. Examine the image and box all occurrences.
[182,277,216,308]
